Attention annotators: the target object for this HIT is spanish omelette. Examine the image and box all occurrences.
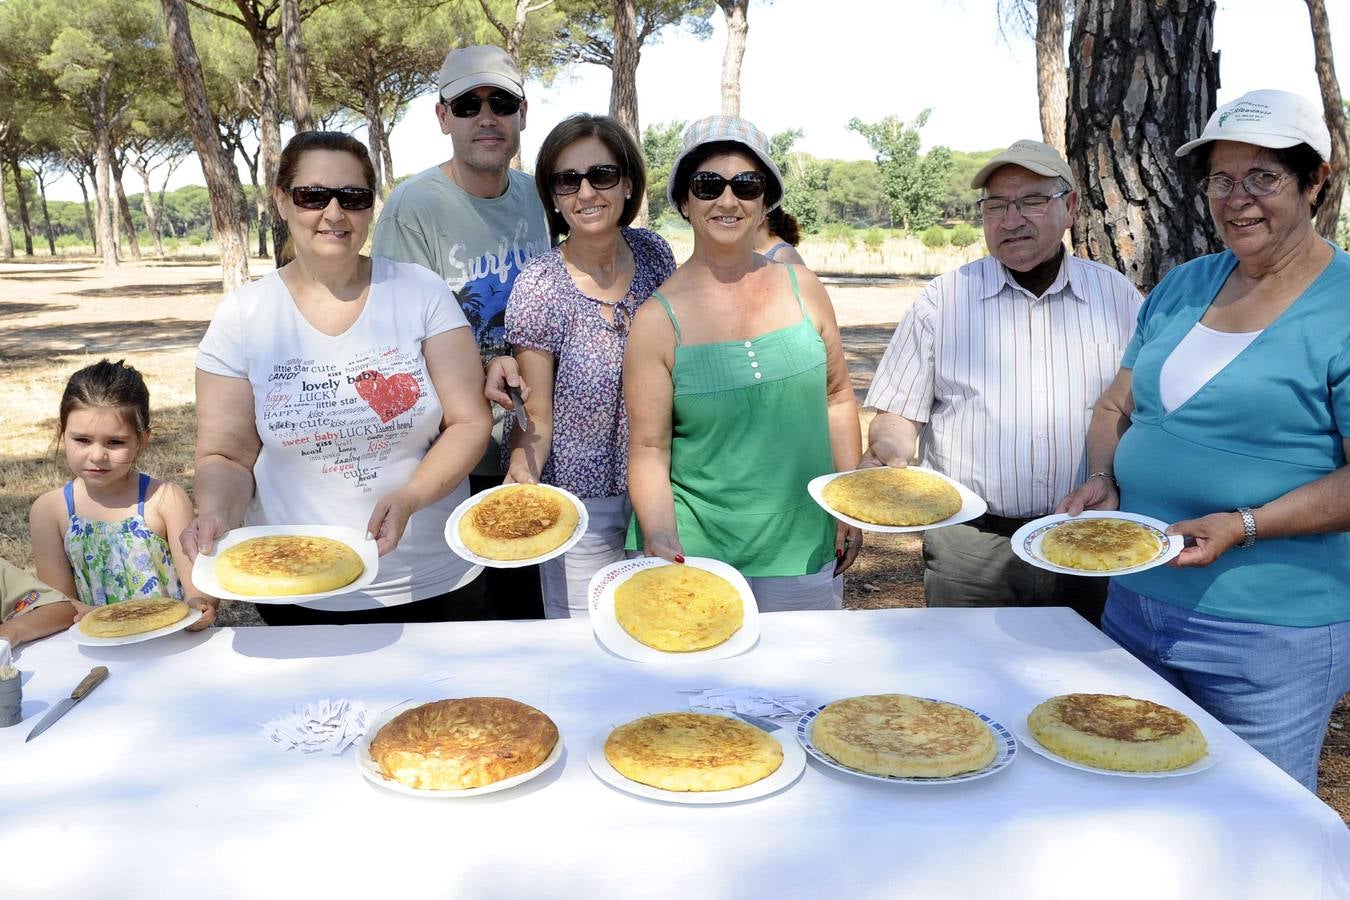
[215,535,364,596]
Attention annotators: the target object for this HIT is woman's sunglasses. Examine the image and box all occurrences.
[550,164,623,196]
[289,186,375,211]
[445,91,523,119]
[689,170,767,201]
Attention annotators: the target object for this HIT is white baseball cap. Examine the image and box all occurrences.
[437,45,524,101]
[1176,89,1331,161]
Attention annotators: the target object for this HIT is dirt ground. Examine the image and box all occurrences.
[0,257,1345,821]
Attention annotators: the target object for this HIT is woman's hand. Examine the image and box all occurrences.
[502,461,538,486]
[185,597,218,630]
[180,511,234,559]
[1168,512,1245,567]
[834,522,862,575]
[1055,475,1120,515]
[484,355,532,408]
[645,530,685,564]
[367,488,418,556]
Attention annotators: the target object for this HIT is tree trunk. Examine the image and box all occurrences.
[717,0,749,118]
[610,0,647,225]
[134,162,166,256]
[161,0,250,291]
[93,125,119,267]
[0,160,12,259]
[1035,0,1068,156]
[281,0,314,132]
[111,158,143,261]
[8,158,34,257]
[36,174,56,256]
[77,168,98,256]
[1305,0,1346,238]
[250,31,287,268]
[380,132,394,196]
[363,86,386,200]
[1066,0,1221,290]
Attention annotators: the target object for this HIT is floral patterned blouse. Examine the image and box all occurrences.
[62,472,184,606]
[505,227,676,498]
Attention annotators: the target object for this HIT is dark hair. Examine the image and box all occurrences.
[58,359,151,441]
[1190,141,1331,215]
[534,114,646,238]
[766,207,801,245]
[276,131,377,193]
[671,140,783,219]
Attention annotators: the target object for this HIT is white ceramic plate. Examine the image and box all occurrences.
[588,557,760,664]
[796,701,1017,784]
[355,701,565,798]
[191,524,380,604]
[1012,716,1220,778]
[444,484,589,569]
[807,467,988,534]
[587,715,806,804]
[1010,511,1184,577]
[69,605,204,647]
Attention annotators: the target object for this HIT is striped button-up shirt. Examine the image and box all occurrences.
[865,252,1143,518]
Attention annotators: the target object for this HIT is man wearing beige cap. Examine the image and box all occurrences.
[374,45,550,618]
[861,139,1143,625]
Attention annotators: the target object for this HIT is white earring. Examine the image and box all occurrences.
[625,193,631,199]
[553,208,559,213]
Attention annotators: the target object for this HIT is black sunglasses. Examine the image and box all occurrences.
[445,91,522,119]
[689,170,767,201]
[289,186,375,211]
[550,164,623,196]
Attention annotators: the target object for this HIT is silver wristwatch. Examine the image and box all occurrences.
[1236,507,1257,549]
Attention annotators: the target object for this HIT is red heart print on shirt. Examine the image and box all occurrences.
[353,370,421,423]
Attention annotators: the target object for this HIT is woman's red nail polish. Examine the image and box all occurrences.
[674,555,685,564]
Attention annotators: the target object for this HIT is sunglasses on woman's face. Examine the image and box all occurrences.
[689,170,767,201]
[289,186,375,211]
[550,164,623,196]
[445,91,523,119]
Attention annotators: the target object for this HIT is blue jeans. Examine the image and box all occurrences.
[1103,581,1350,791]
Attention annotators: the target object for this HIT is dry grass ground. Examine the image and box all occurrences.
[0,257,1345,821]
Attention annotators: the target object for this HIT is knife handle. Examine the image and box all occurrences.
[72,666,108,700]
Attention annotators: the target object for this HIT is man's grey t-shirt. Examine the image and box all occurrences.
[373,164,550,474]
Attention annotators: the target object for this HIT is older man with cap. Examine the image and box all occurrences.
[862,139,1143,625]
[374,45,550,619]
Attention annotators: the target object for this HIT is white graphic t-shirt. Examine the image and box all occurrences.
[196,257,478,609]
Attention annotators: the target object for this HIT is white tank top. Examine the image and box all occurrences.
[1159,321,1262,413]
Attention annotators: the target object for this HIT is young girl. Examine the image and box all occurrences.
[29,360,213,626]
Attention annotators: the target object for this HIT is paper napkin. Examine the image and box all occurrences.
[260,699,370,754]
[682,687,813,719]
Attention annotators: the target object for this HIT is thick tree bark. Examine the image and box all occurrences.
[1305,0,1346,238]
[1067,0,1221,289]
[362,85,386,198]
[251,34,288,267]
[134,163,166,256]
[282,0,314,131]
[7,157,33,257]
[162,0,250,291]
[93,124,119,267]
[111,158,143,262]
[1035,0,1068,155]
[717,0,749,118]
[0,160,12,259]
[610,0,646,225]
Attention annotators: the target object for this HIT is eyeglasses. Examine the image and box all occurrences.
[289,186,375,211]
[1198,171,1290,199]
[444,91,522,119]
[689,170,767,201]
[978,189,1070,219]
[550,164,623,195]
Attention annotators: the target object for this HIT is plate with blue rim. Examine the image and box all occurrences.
[796,699,1017,784]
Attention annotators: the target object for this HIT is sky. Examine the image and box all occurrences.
[42,0,1350,201]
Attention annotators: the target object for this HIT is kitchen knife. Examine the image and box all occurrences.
[25,666,108,742]
[507,385,530,432]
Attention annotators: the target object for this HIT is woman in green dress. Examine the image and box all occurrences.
[624,116,862,610]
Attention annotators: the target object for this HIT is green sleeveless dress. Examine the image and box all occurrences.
[629,266,836,576]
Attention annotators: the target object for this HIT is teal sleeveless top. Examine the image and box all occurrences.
[629,265,836,576]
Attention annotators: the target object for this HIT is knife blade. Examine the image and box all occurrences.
[506,385,530,432]
[25,666,108,743]
[730,711,782,732]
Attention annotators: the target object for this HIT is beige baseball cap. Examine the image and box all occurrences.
[970,139,1076,191]
[1175,89,1331,161]
[437,45,524,101]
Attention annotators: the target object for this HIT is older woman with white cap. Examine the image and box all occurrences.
[623,117,862,611]
[1058,90,1350,790]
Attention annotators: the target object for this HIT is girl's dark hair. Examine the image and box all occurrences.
[276,131,377,192]
[671,140,783,218]
[766,207,801,245]
[58,359,151,440]
[1190,141,1332,215]
[534,114,646,238]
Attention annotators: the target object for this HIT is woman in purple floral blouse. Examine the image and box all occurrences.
[504,114,676,617]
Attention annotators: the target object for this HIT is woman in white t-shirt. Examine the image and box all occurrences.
[183,131,493,624]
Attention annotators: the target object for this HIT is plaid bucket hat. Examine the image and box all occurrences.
[667,116,785,212]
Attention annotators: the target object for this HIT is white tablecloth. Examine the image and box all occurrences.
[3,607,1347,900]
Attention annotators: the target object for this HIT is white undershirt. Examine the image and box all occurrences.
[1159,321,1262,413]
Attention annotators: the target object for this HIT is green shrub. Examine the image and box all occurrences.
[950,223,979,248]
[188,234,204,246]
[821,222,854,247]
[920,225,948,248]
[862,227,885,252]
